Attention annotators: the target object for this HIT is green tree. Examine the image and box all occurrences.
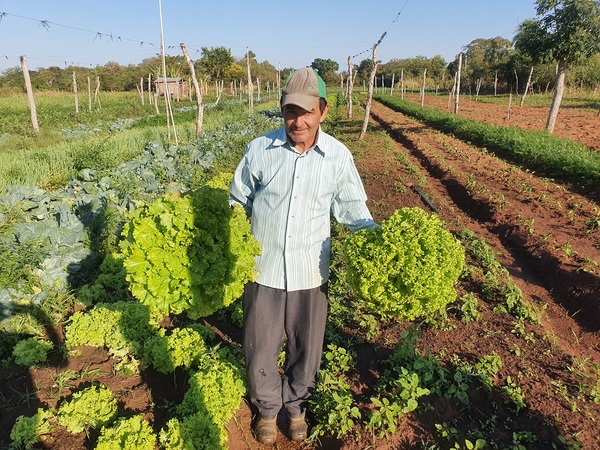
[514,0,600,132]
[0,66,24,93]
[356,58,374,86]
[310,58,339,77]
[198,46,235,81]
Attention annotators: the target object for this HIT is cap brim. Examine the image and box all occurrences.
[281,93,319,111]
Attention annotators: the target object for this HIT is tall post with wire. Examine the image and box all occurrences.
[158,0,178,144]
[359,32,386,140]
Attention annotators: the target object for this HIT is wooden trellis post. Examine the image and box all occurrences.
[359,32,386,140]
[420,68,427,106]
[401,69,404,100]
[180,42,204,137]
[87,76,92,111]
[520,66,534,107]
[94,76,102,109]
[73,71,79,114]
[347,55,354,119]
[20,55,39,132]
[454,53,462,114]
[246,49,254,115]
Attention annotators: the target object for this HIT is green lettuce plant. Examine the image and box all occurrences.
[143,326,208,374]
[10,409,54,449]
[96,415,156,450]
[168,349,247,449]
[57,384,118,433]
[12,337,53,366]
[343,207,465,320]
[65,301,159,359]
[120,176,260,319]
[159,414,222,450]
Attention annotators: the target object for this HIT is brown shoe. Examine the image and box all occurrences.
[253,415,277,445]
[288,412,308,442]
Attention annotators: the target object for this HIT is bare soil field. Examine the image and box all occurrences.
[1,96,599,450]
[224,96,600,449]
[416,92,600,153]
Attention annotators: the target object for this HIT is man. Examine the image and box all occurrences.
[229,67,377,445]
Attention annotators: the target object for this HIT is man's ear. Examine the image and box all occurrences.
[319,103,330,123]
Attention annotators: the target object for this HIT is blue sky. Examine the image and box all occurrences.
[0,1,538,73]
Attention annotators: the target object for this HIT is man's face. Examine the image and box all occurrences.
[283,98,329,152]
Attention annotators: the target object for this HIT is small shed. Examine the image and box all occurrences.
[154,77,188,98]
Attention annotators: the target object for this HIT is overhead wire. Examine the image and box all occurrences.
[2,2,414,69]
[0,11,157,48]
[351,0,411,60]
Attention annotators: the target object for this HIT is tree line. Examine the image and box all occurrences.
[1,0,599,104]
[2,45,598,96]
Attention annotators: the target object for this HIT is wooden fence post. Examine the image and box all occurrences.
[87,76,92,111]
[20,55,39,132]
[94,76,102,109]
[180,42,204,137]
[246,49,254,115]
[347,55,354,119]
[520,66,534,107]
[359,32,386,140]
[400,69,404,100]
[73,71,79,114]
[420,68,427,106]
[454,53,462,114]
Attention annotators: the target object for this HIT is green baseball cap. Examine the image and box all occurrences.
[281,67,327,111]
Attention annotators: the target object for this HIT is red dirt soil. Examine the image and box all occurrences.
[1,95,598,450]
[225,95,599,449]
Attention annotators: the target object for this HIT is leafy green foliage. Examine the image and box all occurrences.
[96,415,156,450]
[473,352,503,391]
[10,408,54,449]
[456,293,481,322]
[0,235,48,293]
[376,95,600,185]
[309,344,361,439]
[177,350,247,423]
[65,301,160,359]
[344,207,465,320]
[169,349,247,449]
[143,326,208,374]
[120,181,260,319]
[502,376,527,414]
[76,254,130,305]
[460,230,539,322]
[369,367,430,437]
[160,414,222,450]
[57,384,118,433]
[12,337,53,366]
[388,328,472,405]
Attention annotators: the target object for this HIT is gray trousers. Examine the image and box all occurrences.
[243,282,328,418]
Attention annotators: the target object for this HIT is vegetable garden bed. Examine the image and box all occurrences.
[1,94,599,450]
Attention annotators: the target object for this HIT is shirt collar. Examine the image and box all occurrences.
[274,126,325,157]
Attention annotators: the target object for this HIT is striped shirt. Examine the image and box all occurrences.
[229,126,376,291]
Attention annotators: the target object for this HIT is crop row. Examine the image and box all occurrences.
[375,94,600,186]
